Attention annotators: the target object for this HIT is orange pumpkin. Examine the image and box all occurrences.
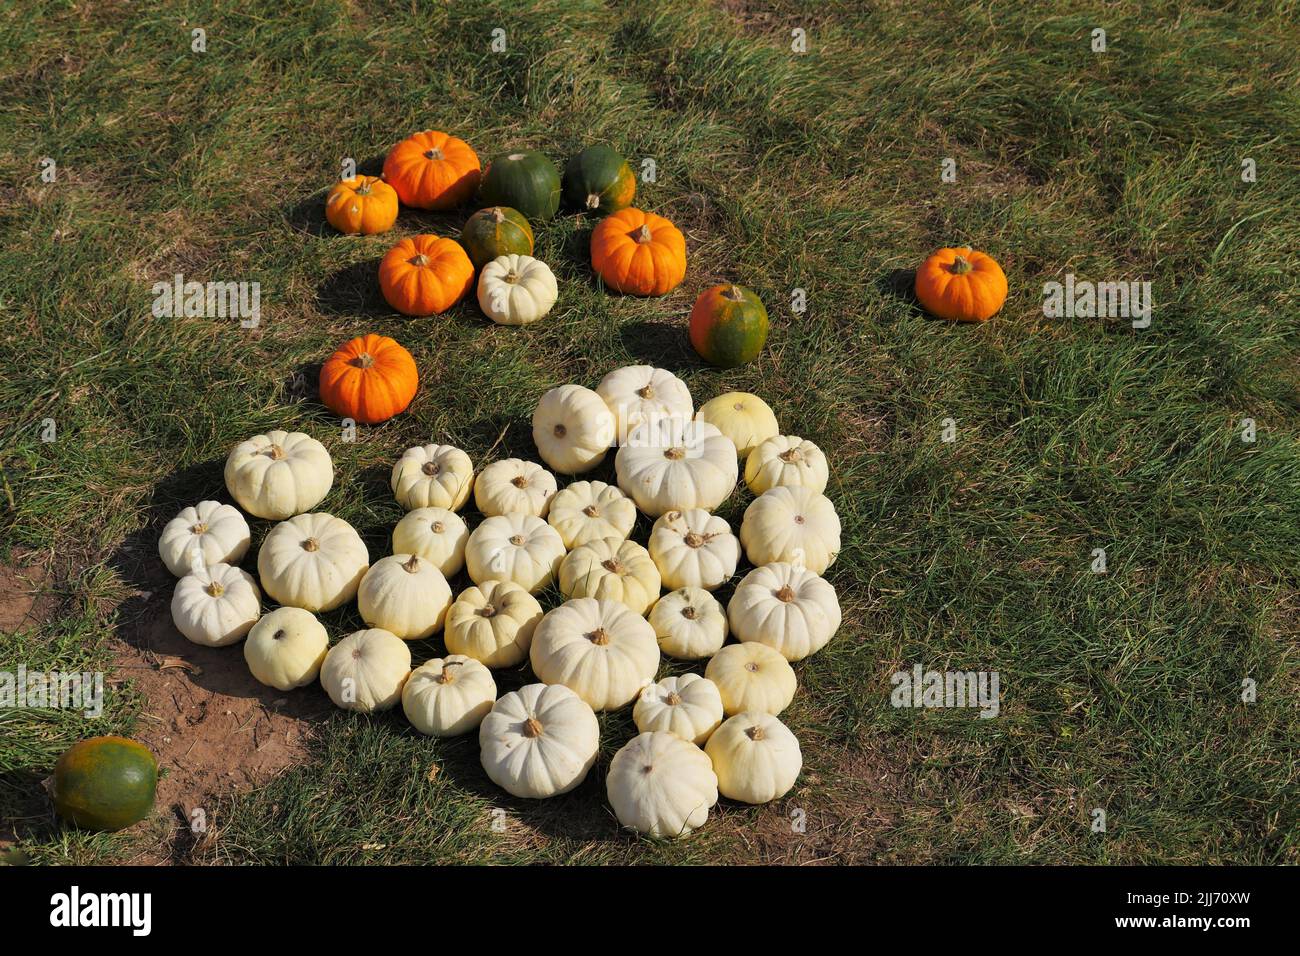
[590,207,687,296]
[319,334,418,425]
[383,130,481,210]
[378,235,475,316]
[324,176,398,235]
[914,247,1007,322]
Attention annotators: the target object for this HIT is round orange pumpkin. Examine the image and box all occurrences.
[378,235,475,316]
[319,334,418,425]
[590,207,687,296]
[324,176,398,235]
[914,247,1007,323]
[383,130,481,211]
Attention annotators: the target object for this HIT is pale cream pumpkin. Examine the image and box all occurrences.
[170,562,260,647]
[648,508,740,591]
[391,444,475,512]
[320,628,412,713]
[596,365,693,443]
[464,512,566,594]
[243,606,329,691]
[607,731,719,838]
[445,579,544,668]
[614,416,738,517]
[391,506,469,577]
[479,682,600,799]
[474,458,558,517]
[531,384,616,474]
[705,642,797,716]
[740,485,841,574]
[477,254,558,326]
[647,587,727,660]
[224,430,333,520]
[356,553,452,640]
[743,435,829,496]
[558,536,661,616]
[402,655,497,737]
[729,562,841,661]
[546,480,637,549]
[705,711,802,804]
[695,392,779,458]
[530,597,660,711]
[257,512,369,612]
[158,500,250,577]
[633,673,724,745]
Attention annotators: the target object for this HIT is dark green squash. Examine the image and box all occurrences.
[689,283,769,368]
[478,151,561,221]
[52,736,158,832]
[563,144,636,215]
[460,206,534,269]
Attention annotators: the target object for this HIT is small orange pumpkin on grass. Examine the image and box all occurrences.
[590,207,687,296]
[378,235,475,316]
[914,247,1007,322]
[324,176,398,235]
[319,334,418,425]
[383,130,481,210]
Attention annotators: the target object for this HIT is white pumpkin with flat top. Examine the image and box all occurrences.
[729,562,841,661]
[615,416,738,517]
[402,656,497,737]
[705,642,797,716]
[648,508,739,591]
[532,384,616,474]
[547,480,637,549]
[695,392,779,459]
[243,606,329,691]
[474,458,558,517]
[479,683,600,799]
[391,507,468,577]
[740,485,841,574]
[444,580,543,668]
[633,673,724,745]
[225,430,333,520]
[558,536,661,616]
[257,512,369,612]
[158,500,250,577]
[596,365,693,442]
[477,254,558,326]
[705,712,802,804]
[170,562,260,647]
[465,513,566,594]
[744,435,829,496]
[390,444,474,512]
[530,597,660,711]
[356,553,452,640]
[320,628,412,713]
[607,731,719,838]
[648,587,727,660]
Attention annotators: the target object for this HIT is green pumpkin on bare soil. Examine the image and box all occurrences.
[51,736,158,832]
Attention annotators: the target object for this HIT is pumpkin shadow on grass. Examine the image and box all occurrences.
[618,318,699,369]
[315,257,389,317]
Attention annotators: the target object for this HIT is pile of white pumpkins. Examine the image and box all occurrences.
[159,365,842,839]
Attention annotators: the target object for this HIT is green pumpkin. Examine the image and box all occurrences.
[478,151,561,221]
[52,736,158,832]
[689,283,770,368]
[563,144,636,215]
[461,206,534,269]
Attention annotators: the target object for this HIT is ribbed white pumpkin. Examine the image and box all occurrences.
[729,563,841,661]
[320,628,412,713]
[558,536,661,616]
[243,606,329,691]
[356,553,452,640]
[170,562,260,647]
[705,642,797,716]
[464,513,566,594]
[391,507,469,577]
[257,512,369,612]
[743,435,829,496]
[444,580,543,668]
[474,458,558,518]
[647,587,727,660]
[531,384,616,474]
[530,598,660,711]
[695,392,779,459]
[402,656,497,737]
[648,509,740,591]
[158,500,250,577]
[224,430,333,520]
[705,712,802,804]
[614,416,738,517]
[390,444,475,512]
[596,365,693,443]
[477,254,558,326]
[739,486,841,574]
[547,480,637,549]
[633,674,724,745]
[479,683,600,799]
[607,732,719,838]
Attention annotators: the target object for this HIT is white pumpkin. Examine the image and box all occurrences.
[391,507,468,577]
[547,480,637,549]
[224,430,333,520]
[729,562,841,661]
[531,384,616,474]
[479,682,599,799]
[474,458,558,518]
[170,562,260,647]
[596,365,693,443]
[464,512,566,594]
[530,598,660,711]
[743,435,829,496]
[402,655,497,737]
[705,642,797,716]
[257,512,369,612]
[648,509,740,591]
[390,444,475,512]
[558,536,661,616]
[445,579,544,668]
[633,674,724,745]
[614,416,738,517]
[158,500,250,577]
[243,606,329,691]
[477,254,558,326]
[695,392,779,458]
[320,628,412,713]
[607,732,719,838]
[356,553,452,640]
[705,712,802,804]
[647,587,727,660]
[739,486,841,574]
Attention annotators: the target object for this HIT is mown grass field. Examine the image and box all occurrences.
[1,0,1297,864]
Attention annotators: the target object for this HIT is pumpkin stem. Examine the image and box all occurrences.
[778,447,803,463]
[190,522,208,535]
[273,629,286,640]
[507,153,526,161]
[684,532,704,548]
[745,724,766,741]
[585,193,601,210]
[402,554,422,573]
[723,284,744,301]
[409,254,430,267]
[949,255,974,275]
[508,534,526,546]
[636,384,655,399]
[775,585,796,603]
[681,606,697,620]
[511,475,529,488]
[350,352,376,369]
[431,520,445,533]
[302,537,319,552]
[355,181,371,196]
[490,206,505,222]
[522,717,544,738]
[479,603,497,619]
[267,444,286,461]
[553,423,567,438]
[601,558,626,575]
[204,580,225,598]
[437,662,460,684]
[663,447,686,461]
[421,461,440,476]
[588,627,611,646]
[424,148,444,161]
[665,691,682,706]
[635,224,653,244]
[504,270,519,284]
[582,504,600,517]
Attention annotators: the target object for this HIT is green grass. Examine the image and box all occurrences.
[1,0,1297,864]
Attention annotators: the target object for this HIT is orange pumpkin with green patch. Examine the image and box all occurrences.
[689,283,769,367]
[52,736,158,832]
